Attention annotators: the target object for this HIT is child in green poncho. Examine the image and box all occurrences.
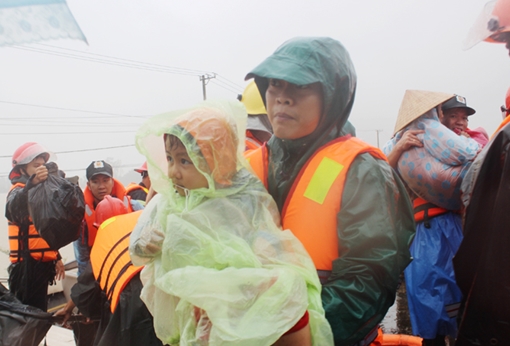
[129,100,333,346]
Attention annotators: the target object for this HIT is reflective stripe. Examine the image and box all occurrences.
[304,157,344,204]
[446,302,461,318]
[85,204,93,217]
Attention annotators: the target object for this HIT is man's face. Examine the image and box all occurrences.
[265,79,323,140]
[442,108,469,133]
[87,174,114,203]
[24,156,46,176]
[141,172,151,189]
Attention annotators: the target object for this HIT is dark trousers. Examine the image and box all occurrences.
[8,257,54,311]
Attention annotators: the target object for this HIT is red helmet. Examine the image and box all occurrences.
[506,86,510,110]
[94,195,128,228]
[134,161,148,173]
[9,142,53,180]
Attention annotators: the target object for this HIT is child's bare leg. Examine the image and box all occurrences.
[272,323,312,346]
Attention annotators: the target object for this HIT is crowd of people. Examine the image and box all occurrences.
[4,0,510,345]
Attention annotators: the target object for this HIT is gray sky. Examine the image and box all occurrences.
[0,0,509,182]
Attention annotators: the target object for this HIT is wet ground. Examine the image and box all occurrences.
[380,274,413,335]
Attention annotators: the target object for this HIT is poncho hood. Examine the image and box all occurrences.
[135,100,247,208]
[246,37,356,139]
[245,37,357,209]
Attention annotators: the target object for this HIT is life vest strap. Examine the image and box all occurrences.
[349,324,380,346]
[413,201,448,227]
[97,232,131,285]
[106,261,132,301]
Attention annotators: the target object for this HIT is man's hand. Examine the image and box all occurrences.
[387,130,424,168]
[32,165,48,185]
[54,300,75,328]
[55,260,65,281]
[394,130,424,152]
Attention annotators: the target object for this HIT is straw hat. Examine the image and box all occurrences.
[393,90,454,134]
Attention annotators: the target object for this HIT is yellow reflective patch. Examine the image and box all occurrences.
[303,157,344,204]
[99,217,116,230]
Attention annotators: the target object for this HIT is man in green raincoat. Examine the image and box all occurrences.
[245,37,416,346]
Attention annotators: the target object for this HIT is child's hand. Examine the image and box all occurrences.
[146,229,164,254]
[135,223,165,257]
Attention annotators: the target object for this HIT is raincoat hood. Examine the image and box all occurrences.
[131,99,334,345]
[245,37,357,209]
[135,100,247,207]
[246,36,356,139]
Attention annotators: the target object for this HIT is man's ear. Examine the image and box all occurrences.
[86,180,91,189]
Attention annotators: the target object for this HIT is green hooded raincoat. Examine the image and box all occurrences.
[246,37,416,345]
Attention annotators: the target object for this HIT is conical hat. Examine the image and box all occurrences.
[394,90,454,134]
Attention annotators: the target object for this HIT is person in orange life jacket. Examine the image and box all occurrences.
[5,142,65,311]
[126,162,151,205]
[244,37,415,346]
[238,80,273,151]
[74,160,134,276]
[385,94,480,346]
[55,196,162,346]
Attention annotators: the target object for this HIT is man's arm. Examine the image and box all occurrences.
[322,154,415,346]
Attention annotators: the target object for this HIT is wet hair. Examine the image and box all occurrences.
[164,133,185,153]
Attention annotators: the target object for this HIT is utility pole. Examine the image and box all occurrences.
[199,73,216,100]
[375,129,383,148]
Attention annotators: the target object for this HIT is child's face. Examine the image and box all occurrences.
[165,136,209,196]
[265,79,323,140]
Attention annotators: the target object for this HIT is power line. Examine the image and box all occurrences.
[38,43,211,76]
[211,79,242,94]
[0,122,140,128]
[0,100,148,118]
[12,46,209,77]
[215,75,244,90]
[0,162,144,177]
[0,144,136,158]
[0,130,137,135]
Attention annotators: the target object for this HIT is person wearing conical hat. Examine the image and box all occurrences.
[384,90,482,346]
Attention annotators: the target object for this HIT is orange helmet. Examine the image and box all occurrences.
[465,0,510,48]
[9,142,53,180]
[134,161,148,173]
[94,195,128,228]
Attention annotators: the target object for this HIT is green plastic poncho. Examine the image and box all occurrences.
[246,37,416,345]
[129,100,333,346]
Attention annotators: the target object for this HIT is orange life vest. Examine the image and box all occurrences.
[83,179,133,247]
[246,136,388,271]
[7,183,59,263]
[492,115,510,139]
[125,183,149,196]
[90,210,143,313]
[245,130,265,152]
[412,197,448,224]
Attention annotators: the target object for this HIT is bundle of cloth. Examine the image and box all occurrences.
[384,93,484,211]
